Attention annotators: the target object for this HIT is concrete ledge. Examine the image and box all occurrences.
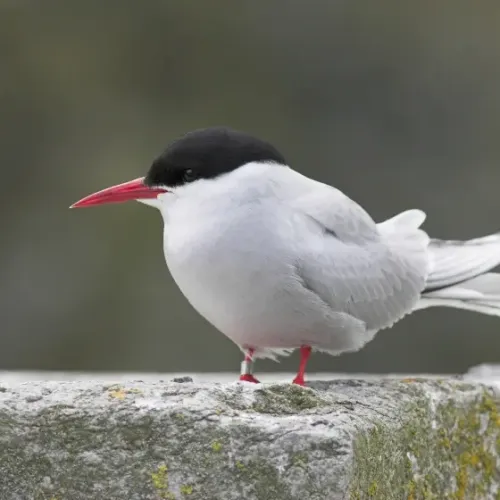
[0,377,499,499]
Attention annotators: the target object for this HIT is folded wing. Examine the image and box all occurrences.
[286,174,429,332]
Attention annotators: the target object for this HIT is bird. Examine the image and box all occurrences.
[71,126,500,385]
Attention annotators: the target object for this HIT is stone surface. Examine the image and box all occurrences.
[0,376,499,499]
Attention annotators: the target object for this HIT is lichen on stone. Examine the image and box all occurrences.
[210,440,222,452]
[180,484,193,496]
[151,464,175,500]
[106,385,143,400]
[350,383,500,499]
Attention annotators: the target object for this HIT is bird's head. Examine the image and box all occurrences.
[71,127,286,211]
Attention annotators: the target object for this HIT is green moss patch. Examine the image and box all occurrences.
[251,384,329,414]
[351,386,500,499]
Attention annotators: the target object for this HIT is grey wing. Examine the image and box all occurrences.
[289,178,430,333]
[287,179,381,244]
[296,238,426,334]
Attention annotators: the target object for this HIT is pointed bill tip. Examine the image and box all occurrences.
[69,177,167,209]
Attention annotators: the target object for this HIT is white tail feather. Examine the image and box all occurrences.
[417,273,500,317]
[378,209,426,234]
[426,234,500,290]
[380,215,500,317]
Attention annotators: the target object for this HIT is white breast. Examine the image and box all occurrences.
[163,191,300,344]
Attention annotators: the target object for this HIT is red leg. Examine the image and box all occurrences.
[239,348,260,383]
[292,346,312,386]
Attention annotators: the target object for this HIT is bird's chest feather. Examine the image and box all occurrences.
[162,201,296,320]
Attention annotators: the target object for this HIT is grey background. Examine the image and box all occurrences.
[2,0,500,375]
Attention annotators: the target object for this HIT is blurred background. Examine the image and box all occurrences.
[2,0,500,375]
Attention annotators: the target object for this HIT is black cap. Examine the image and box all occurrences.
[144,127,286,188]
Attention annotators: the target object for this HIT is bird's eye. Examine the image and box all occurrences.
[183,168,196,182]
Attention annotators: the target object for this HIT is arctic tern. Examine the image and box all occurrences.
[72,127,500,385]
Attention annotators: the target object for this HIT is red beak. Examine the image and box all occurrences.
[70,177,168,208]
